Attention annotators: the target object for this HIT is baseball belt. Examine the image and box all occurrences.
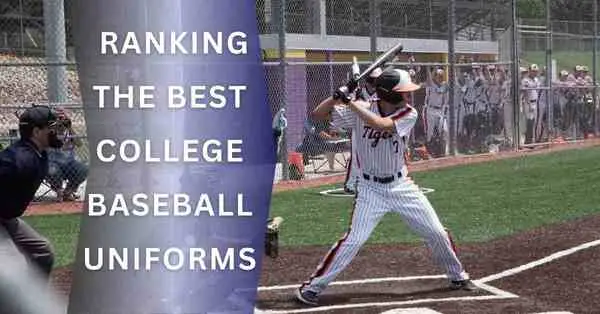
[363,172,403,184]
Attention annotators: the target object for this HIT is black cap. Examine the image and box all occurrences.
[18,105,59,129]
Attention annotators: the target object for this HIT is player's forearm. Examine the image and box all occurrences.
[348,101,394,130]
[312,96,340,120]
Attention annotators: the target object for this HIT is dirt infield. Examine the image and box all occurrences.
[49,211,600,313]
[255,213,600,314]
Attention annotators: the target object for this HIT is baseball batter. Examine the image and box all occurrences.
[296,68,476,307]
[342,68,384,194]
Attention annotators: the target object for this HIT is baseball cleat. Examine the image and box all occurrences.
[295,288,319,306]
[449,279,479,291]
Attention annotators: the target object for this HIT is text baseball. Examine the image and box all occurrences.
[88,193,252,217]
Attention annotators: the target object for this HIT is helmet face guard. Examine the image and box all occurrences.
[47,120,67,149]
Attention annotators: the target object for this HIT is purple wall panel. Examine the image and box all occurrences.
[284,58,308,152]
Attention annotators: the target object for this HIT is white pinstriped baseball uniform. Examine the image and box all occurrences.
[300,99,470,295]
[343,127,359,193]
[424,81,449,143]
[343,91,379,193]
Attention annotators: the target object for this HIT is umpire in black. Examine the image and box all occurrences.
[0,105,64,281]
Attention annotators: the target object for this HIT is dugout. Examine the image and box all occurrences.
[260,34,499,152]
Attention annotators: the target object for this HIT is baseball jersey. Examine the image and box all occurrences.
[521,76,540,102]
[566,74,581,84]
[501,78,511,101]
[462,78,478,104]
[487,76,503,105]
[331,101,415,178]
[342,89,379,190]
[553,79,574,106]
[425,81,448,110]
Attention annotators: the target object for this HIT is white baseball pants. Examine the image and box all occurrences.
[301,177,470,294]
[425,107,446,143]
[343,156,360,193]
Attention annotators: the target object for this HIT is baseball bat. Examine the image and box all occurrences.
[351,56,360,80]
[355,42,404,81]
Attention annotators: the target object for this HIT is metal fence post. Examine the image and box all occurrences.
[545,0,553,142]
[369,0,378,61]
[448,0,457,156]
[278,0,289,181]
[18,0,24,56]
[44,0,69,103]
[594,0,599,136]
[511,0,521,150]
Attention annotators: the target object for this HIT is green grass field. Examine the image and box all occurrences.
[24,146,600,268]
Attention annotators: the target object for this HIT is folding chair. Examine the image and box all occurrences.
[296,119,350,174]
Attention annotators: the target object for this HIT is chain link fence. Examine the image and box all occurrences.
[518,0,600,148]
[3,0,599,191]
[266,0,518,182]
[1,0,86,204]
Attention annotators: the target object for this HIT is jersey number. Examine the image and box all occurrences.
[392,136,407,154]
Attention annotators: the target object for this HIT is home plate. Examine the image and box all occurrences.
[380,308,443,314]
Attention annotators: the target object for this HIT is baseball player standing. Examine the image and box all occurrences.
[553,70,574,136]
[424,67,449,155]
[521,64,541,145]
[455,71,470,139]
[339,67,384,194]
[461,67,485,151]
[500,67,513,143]
[296,68,476,307]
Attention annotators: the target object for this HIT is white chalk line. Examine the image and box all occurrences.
[254,275,515,314]
[256,295,513,314]
[257,275,446,292]
[472,281,519,298]
[477,238,600,284]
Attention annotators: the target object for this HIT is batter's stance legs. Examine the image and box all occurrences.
[300,187,386,295]
[297,181,475,306]
[388,181,469,282]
